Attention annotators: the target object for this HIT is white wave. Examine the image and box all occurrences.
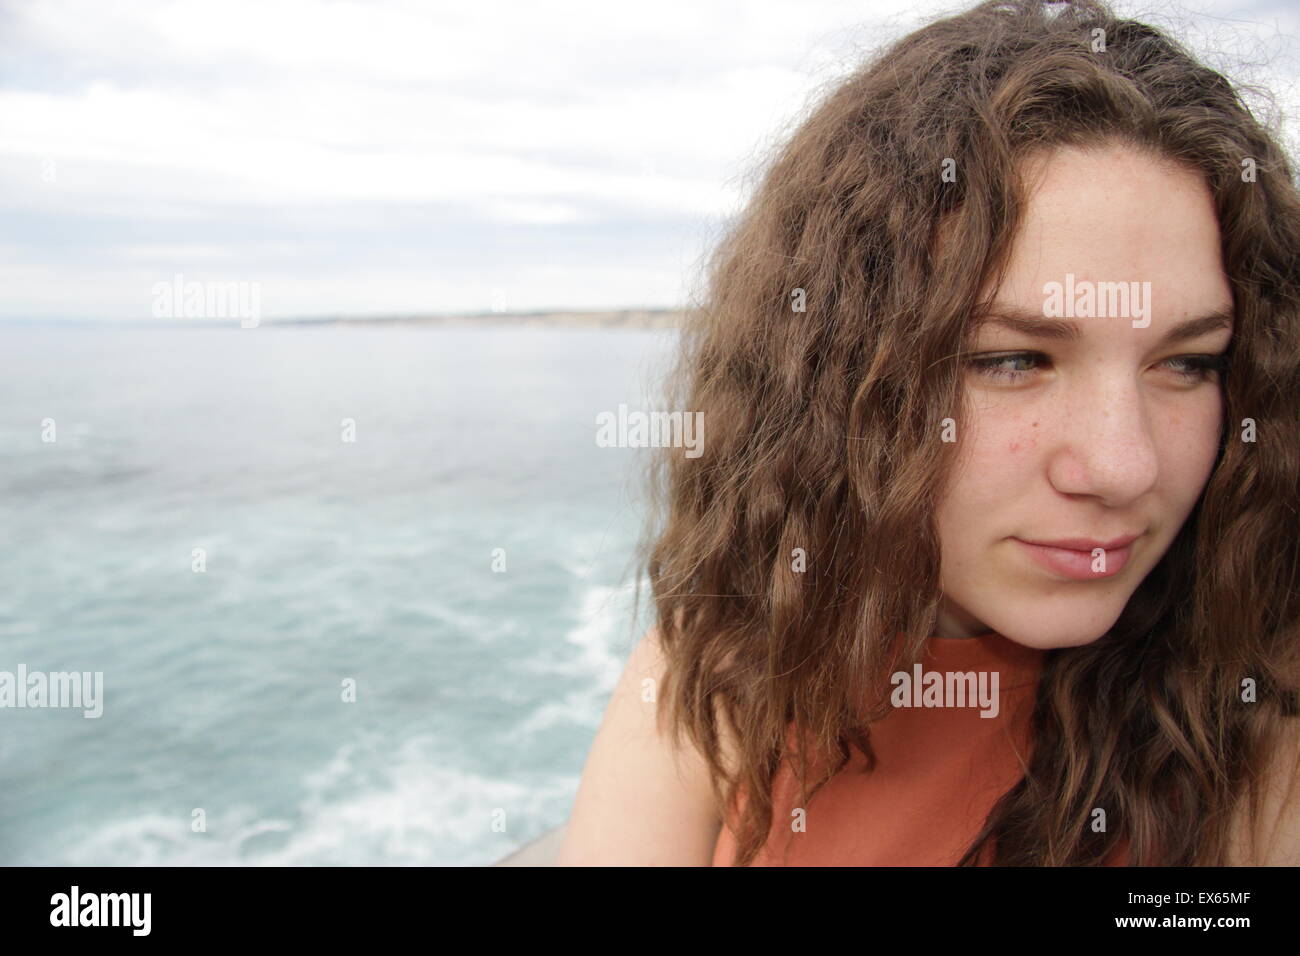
[563,584,630,689]
[47,736,574,867]
[516,584,635,735]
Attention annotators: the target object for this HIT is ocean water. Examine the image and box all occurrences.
[0,323,676,866]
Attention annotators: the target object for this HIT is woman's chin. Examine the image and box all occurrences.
[976,606,1125,650]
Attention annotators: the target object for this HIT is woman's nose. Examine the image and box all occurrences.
[1045,379,1160,505]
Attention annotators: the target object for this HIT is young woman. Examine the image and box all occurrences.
[557,0,1300,866]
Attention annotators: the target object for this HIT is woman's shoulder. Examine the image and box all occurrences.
[1226,716,1300,865]
[554,625,734,865]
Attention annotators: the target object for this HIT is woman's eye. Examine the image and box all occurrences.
[965,351,1230,384]
[1162,353,1230,382]
[966,352,1042,381]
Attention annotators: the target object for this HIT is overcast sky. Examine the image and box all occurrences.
[1,0,1296,321]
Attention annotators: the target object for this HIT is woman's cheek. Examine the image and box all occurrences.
[1159,399,1224,504]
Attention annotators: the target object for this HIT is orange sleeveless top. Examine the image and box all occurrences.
[710,630,1129,865]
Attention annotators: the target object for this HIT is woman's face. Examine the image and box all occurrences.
[935,143,1234,648]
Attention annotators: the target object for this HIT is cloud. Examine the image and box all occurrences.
[0,0,1295,319]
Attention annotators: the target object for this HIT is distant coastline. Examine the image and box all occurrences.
[278,308,685,329]
[0,308,686,329]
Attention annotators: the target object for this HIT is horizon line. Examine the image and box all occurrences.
[0,306,690,329]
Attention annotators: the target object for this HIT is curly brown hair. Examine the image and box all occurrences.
[636,0,1300,866]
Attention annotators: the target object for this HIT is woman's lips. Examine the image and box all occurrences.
[1012,538,1132,580]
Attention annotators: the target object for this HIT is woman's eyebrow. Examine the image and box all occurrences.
[971,304,1235,344]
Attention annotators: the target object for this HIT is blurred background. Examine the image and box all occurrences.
[0,0,1295,865]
